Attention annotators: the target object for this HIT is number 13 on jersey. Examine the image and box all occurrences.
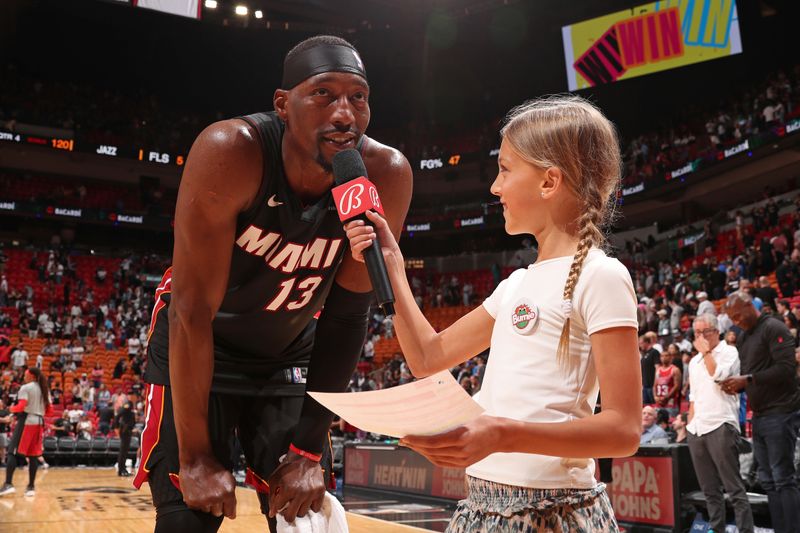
[264,276,323,312]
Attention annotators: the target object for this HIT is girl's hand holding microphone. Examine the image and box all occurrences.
[344,210,402,267]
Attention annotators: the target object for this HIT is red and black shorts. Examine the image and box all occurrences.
[133,383,334,518]
[8,416,44,457]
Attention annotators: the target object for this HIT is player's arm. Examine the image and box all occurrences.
[169,119,262,518]
[268,146,411,522]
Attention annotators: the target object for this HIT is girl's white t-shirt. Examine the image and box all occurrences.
[466,248,638,489]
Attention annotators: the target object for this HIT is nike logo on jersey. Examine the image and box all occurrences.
[267,195,284,207]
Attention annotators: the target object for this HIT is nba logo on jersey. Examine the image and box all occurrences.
[511,299,538,335]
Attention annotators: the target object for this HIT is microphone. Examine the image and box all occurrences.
[331,149,396,316]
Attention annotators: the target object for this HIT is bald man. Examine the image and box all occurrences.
[721,292,800,533]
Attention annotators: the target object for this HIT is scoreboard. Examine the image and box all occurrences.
[0,128,185,167]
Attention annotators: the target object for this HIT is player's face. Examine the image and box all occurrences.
[284,72,370,172]
[490,139,544,235]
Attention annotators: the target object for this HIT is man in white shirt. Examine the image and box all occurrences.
[127,337,141,360]
[11,344,28,370]
[687,313,754,533]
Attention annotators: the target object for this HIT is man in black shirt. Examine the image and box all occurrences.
[639,334,660,404]
[114,401,135,477]
[755,276,779,311]
[50,412,71,438]
[722,292,800,533]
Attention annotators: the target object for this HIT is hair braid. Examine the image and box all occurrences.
[28,366,50,413]
[556,207,601,371]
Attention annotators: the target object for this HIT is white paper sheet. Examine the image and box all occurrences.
[309,371,484,438]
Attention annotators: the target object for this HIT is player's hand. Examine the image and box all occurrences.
[400,415,505,468]
[179,455,237,519]
[344,210,402,267]
[267,451,326,523]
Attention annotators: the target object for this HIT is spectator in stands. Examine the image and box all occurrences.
[111,388,127,415]
[686,312,754,533]
[382,314,394,339]
[51,411,71,438]
[96,383,111,410]
[640,335,659,404]
[76,414,93,440]
[653,350,681,415]
[469,375,481,395]
[95,266,107,284]
[644,330,663,354]
[98,404,114,436]
[671,412,688,444]
[50,382,62,406]
[112,357,126,380]
[462,281,474,307]
[91,362,104,388]
[674,330,692,353]
[696,291,716,316]
[362,337,374,361]
[641,406,669,444]
[725,330,737,346]
[656,309,672,346]
[66,403,83,433]
[80,379,94,412]
[104,329,115,350]
[656,408,671,436]
[127,334,141,360]
[459,376,473,396]
[722,292,800,532]
[777,299,792,322]
[10,343,27,371]
[726,267,741,294]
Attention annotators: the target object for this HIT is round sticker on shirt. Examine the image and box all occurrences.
[511,299,539,335]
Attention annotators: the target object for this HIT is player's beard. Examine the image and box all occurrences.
[316,149,333,173]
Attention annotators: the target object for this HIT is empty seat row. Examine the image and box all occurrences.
[42,436,139,466]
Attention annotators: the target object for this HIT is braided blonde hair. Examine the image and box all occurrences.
[500,95,622,371]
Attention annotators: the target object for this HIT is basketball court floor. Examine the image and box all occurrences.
[0,467,455,532]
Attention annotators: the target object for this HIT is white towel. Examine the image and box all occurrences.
[276,491,349,533]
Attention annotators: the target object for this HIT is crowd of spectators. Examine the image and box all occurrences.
[0,247,173,464]
[623,65,800,187]
[3,60,799,196]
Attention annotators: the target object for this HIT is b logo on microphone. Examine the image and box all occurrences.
[332,176,385,222]
[338,183,365,217]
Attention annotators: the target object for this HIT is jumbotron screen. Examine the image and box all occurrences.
[562,0,743,91]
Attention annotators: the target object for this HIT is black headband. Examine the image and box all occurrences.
[282,44,367,89]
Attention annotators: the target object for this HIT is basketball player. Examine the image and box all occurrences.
[134,35,412,532]
[0,367,50,497]
[346,96,640,531]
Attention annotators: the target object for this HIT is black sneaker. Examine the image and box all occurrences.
[118,471,132,477]
[0,483,15,496]
[24,486,35,497]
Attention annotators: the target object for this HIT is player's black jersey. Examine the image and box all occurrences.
[145,112,359,393]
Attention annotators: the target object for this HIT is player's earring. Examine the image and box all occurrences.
[540,192,545,198]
